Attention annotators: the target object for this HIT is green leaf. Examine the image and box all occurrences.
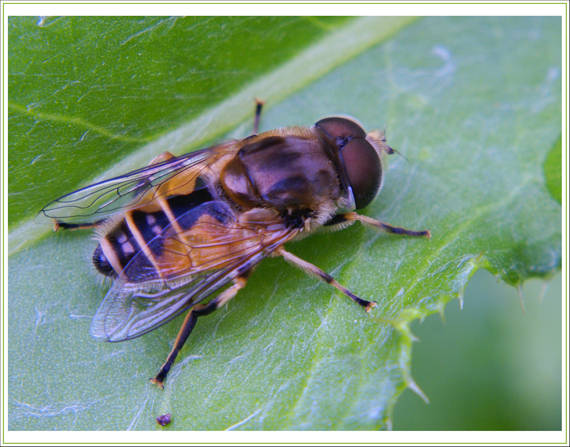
[394,272,562,430]
[8,16,353,229]
[8,17,561,430]
[544,135,562,204]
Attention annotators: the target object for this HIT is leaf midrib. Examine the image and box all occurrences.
[8,16,419,256]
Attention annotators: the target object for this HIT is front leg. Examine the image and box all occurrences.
[343,212,430,238]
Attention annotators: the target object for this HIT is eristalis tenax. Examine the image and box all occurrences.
[42,101,430,388]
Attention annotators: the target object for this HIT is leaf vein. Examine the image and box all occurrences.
[8,101,152,144]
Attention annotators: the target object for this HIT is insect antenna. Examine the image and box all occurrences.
[390,146,409,163]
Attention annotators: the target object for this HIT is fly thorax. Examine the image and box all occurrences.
[221,135,342,211]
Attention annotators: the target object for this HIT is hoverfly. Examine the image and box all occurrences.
[42,102,430,388]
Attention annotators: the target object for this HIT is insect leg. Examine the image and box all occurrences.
[276,247,377,312]
[194,275,248,317]
[148,151,176,165]
[151,309,197,389]
[53,220,105,231]
[253,98,264,134]
[150,276,248,388]
[343,212,431,238]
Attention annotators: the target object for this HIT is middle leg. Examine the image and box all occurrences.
[276,246,377,312]
[253,98,264,134]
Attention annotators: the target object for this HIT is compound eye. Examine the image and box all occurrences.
[315,117,366,146]
[342,138,382,209]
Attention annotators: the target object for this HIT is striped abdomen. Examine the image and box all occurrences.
[92,186,233,282]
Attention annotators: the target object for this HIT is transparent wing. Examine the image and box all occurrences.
[41,143,235,226]
[90,216,297,342]
[90,261,247,342]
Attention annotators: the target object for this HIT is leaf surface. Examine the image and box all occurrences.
[8,17,561,430]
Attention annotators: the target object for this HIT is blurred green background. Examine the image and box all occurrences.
[394,272,562,430]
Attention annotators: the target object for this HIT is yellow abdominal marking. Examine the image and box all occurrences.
[124,212,164,279]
